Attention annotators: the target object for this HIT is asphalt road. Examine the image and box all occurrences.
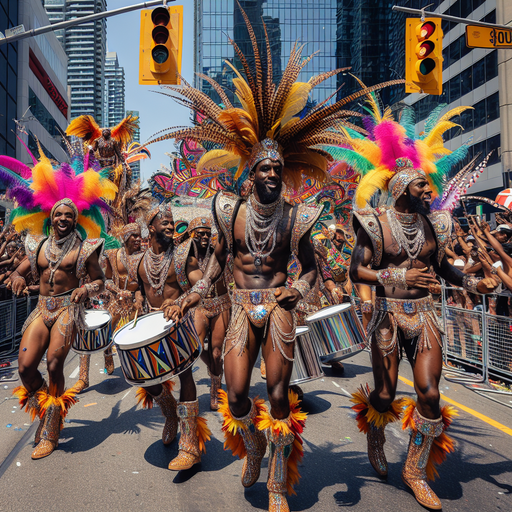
[0,349,511,512]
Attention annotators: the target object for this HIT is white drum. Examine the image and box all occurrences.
[114,311,201,387]
[72,310,113,354]
[306,303,366,363]
[290,326,325,386]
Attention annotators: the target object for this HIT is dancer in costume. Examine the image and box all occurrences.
[135,203,210,472]
[175,216,230,410]
[5,151,115,459]
[344,102,498,509]
[74,223,144,392]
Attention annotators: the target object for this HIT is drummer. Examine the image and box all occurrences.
[182,141,322,512]
[174,216,230,411]
[135,203,210,472]
[10,198,105,459]
[74,223,144,392]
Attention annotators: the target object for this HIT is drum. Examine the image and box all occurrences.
[306,303,366,364]
[113,311,201,387]
[290,326,325,386]
[72,310,113,354]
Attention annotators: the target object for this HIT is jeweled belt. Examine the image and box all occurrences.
[375,295,434,315]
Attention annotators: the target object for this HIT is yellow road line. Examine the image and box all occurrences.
[398,376,512,437]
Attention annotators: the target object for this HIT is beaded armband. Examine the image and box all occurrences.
[462,274,481,294]
[291,279,311,298]
[376,268,408,290]
[190,278,211,300]
[360,301,373,314]
[84,282,100,297]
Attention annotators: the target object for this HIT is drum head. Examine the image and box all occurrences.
[84,310,111,330]
[296,326,310,336]
[306,303,351,322]
[114,311,175,348]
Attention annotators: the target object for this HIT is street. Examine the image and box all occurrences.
[0,349,511,512]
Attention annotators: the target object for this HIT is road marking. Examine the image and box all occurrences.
[121,390,131,400]
[84,403,97,407]
[69,366,79,379]
[398,376,512,437]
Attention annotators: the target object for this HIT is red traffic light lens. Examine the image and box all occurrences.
[151,7,170,26]
[152,26,169,45]
[418,58,436,76]
[418,41,435,58]
[152,45,169,64]
[417,21,436,40]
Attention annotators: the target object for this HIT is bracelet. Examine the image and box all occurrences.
[10,272,26,286]
[376,268,408,290]
[189,278,211,300]
[291,279,311,299]
[105,279,122,295]
[84,282,100,297]
[360,301,373,314]
[462,274,480,294]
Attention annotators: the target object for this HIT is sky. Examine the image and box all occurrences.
[106,0,196,183]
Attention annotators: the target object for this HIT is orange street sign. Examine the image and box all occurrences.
[466,25,512,49]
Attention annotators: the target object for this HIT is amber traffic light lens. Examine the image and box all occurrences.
[151,7,170,26]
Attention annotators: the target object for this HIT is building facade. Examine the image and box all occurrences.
[194,0,339,105]
[104,51,125,127]
[126,109,141,182]
[44,0,107,124]
[17,0,70,164]
[0,0,18,161]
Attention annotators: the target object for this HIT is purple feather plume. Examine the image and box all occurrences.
[8,186,35,209]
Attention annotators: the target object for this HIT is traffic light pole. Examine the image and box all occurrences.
[392,5,511,30]
[0,0,176,46]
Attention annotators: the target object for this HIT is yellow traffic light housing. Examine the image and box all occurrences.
[405,18,443,95]
[139,6,183,85]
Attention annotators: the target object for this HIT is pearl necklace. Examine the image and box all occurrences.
[244,194,284,267]
[387,208,425,261]
[143,244,174,295]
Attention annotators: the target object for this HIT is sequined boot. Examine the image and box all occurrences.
[31,387,77,460]
[350,384,403,478]
[402,409,444,510]
[168,400,202,471]
[13,380,48,445]
[236,399,268,487]
[267,428,296,512]
[153,383,178,445]
[73,354,90,393]
[104,350,115,375]
[208,367,222,411]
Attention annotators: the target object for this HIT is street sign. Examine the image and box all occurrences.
[466,25,512,49]
[5,25,25,38]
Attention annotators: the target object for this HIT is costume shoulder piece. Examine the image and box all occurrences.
[212,191,242,253]
[427,210,452,265]
[104,248,119,261]
[77,238,105,279]
[352,209,384,267]
[174,238,193,292]
[290,203,323,256]
[24,234,47,275]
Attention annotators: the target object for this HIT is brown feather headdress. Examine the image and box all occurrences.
[67,114,139,146]
[145,2,404,190]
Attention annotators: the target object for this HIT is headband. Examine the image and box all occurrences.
[388,158,426,202]
[248,138,284,172]
[50,198,79,222]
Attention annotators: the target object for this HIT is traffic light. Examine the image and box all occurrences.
[405,18,443,95]
[139,5,183,85]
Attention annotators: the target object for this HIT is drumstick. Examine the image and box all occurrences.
[129,310,139,330]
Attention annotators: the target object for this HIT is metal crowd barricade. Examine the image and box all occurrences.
[0,293,37,358]
[440,284,512,398]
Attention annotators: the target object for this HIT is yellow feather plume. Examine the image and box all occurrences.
[354,167,394,208]
[278,82,312,128]
[197,149,242,173]
[217,108,258,146]
[12,212,48,234]
[77,214,101,238]
[30,160,57,195]
[423,121,461,147]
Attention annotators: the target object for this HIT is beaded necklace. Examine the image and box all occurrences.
[44,230,78,286]
[387,208,425,261]
[143,244,174,295]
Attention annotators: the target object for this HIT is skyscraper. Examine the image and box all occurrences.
[105,51,125,127]
[194,0,339,105]
[44,0,107,123]
[126,109,141,182]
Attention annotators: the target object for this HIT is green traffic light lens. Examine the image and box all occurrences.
[419,58,436,76]
[152,45,169,64]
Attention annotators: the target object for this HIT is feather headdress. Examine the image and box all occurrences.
[66,114,139,146]
[144,2,404,190]
[321,90,473,208]
[2,145,117,241]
